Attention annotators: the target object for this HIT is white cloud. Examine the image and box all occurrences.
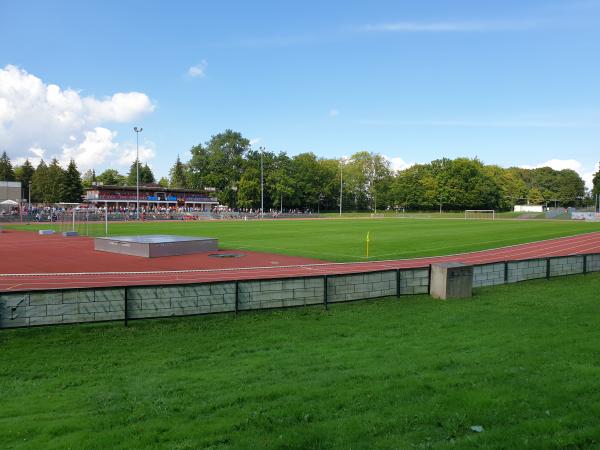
[356,20,538,33]
[187,60,207,78]
[520,159,582,171]
[115,140,156,167]
[329,109,340,117]
[0,64,155,171]
[249,137,262,146]
[383,155,414,172]
[84,92,154,123]
[61,127,119,169]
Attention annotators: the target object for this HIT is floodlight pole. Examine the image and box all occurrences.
[339,159,343,216]
[134,127,143,220]
[260,147,264,218]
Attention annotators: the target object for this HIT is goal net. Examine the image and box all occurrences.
[464,210,496,220]
[57,207,108,236]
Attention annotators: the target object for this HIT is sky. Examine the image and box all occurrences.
[0,0,599,187]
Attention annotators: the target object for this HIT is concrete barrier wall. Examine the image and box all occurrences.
[127,283,236,319]
[549,256,584,277]
[473,263,505,288]
[508,259,548,282]
[328,271,396,303]
[2,254,600,329]
[238,278,324,310]
[0,288,124,328]
[587,254,600,272]
[399,269,430,295]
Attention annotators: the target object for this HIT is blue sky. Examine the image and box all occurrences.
[0,0,599,186]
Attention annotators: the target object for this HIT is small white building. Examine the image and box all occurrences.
[514,204,546,213]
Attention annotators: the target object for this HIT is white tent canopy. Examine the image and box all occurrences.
[0,199,19,206]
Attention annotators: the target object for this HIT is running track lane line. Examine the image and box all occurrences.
[1,231,600,291]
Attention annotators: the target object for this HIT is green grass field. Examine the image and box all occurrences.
[2,274,600,449]
[9,217,600,261]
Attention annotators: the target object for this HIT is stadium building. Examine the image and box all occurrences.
[84,184,218,211]
[0,181,22,204]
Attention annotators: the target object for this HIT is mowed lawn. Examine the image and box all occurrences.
[9,217,600,261]
[1,274,600,449]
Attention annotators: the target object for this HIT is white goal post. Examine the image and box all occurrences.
[464,210,496,220]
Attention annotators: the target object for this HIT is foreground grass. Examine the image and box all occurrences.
[8,218,600,261]
[2,274,600,449]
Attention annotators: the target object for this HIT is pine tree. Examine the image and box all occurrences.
[63,160,84,203]
[15,159,35,200]
[47,158,66,203]
[0,151,15,181]
[128,160,155,185]
[169,155,188,188]
[31,160,49,203]
[142,164,155,184]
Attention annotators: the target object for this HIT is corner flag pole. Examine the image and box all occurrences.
[366,231,370,259]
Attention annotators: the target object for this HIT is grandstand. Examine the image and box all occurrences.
[84,184,218,211]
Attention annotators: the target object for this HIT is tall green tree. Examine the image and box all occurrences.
[267,152,294,212]
[127,161,155,185]
[188,130,251,207]
[592,168,600,198]
[316,158,341,211]
[14,159,35,201]
[31,160,49,203]
[82,169,96,188]
[62,160,84,203]
[288,153,325,210]
[555,169,585,206]
[527,187,545,205]
[0,151,15,181]
[169,155,188,188]
[97,169,126,185]
[47,158,66,203]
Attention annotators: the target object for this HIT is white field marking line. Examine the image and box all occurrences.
[2,235,598,279]
[1,231,599,278]
[226,230,584,261]
[370,231,600,259]
[221,242,360,260]
[463,235,600,261]
[230,227,600,261]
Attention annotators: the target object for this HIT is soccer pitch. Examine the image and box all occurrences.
[11,217,600,262]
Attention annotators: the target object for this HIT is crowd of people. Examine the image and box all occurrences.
[0,203,318,222]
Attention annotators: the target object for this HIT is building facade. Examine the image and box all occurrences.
[84,184,218,211]
[0,181,22,203]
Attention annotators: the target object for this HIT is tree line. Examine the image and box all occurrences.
[169,130,593,211]
[1,129,597,210]
[0,152,158,204]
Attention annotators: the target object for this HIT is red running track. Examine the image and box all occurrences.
[1,230,600,292]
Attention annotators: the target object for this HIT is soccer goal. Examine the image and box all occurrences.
[57,206,108,236]
[464,210,496,220]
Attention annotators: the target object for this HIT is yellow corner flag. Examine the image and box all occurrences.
[366,231,370,259]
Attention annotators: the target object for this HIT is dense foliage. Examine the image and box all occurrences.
[0,129,594,208]
[179,130,589,211]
